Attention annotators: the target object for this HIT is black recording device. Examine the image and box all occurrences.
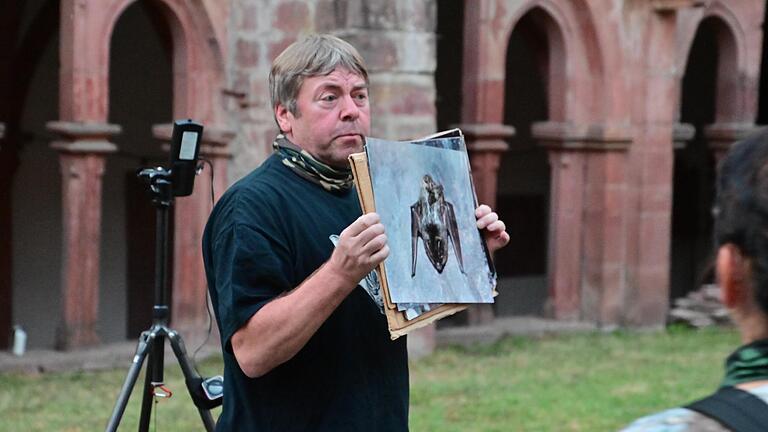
[168,119,204,197]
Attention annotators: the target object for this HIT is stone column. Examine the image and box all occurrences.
[47,121,120,350]
[532,122,586,320]
[153,123,233,341]
[532,122,632,322]
[623,3,688,327]
[704,122,758,165]
[457,123,513,325]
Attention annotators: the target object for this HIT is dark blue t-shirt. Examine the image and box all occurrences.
[203,154,409,431]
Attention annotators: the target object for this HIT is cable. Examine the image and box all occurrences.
[191,158,217,370]
[191,287,216,368]
[198,158,215,205]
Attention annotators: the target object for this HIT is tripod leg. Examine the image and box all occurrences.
[138,329,163,432]
[105,333,152,432]
[167,329,217,432]
[137,350,155,432]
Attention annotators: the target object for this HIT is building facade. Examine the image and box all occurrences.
[0,0,764,351]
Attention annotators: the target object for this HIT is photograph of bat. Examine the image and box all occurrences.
[411,174,465,277]
[365,135,495,304]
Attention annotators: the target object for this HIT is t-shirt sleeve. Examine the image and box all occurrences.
[209,217,295,353]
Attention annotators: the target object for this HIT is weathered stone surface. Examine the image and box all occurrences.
[273,1,311,32]
[314,0,346,31]
[338,31,436,73]
[235,37,261,68]
[317,0,435,31]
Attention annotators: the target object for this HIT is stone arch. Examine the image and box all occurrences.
[503,0,606,124]
[102,0,225,122]
[669,2,751,304]
[504,4,567,122]
[494,8,554,318]
[679,3,748,121]
[461,0,614,321]
[460,0,606,126]
[671,15,720,303]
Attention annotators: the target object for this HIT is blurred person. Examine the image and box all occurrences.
[202,34,509,432]
[621,130,768,431]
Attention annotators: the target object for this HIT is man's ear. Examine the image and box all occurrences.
[275,104,293,135]
[718,244,749,307]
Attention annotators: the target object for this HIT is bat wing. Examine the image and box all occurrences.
[445,202,465,274]
[411,203,422,277]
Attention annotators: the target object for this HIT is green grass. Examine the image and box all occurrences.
[0,353,224,432]
[0,327,739,431]
[410,326,739,431]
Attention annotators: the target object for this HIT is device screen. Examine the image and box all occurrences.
[179,131,199,160]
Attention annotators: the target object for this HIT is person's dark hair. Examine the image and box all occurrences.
[714,130,768,313]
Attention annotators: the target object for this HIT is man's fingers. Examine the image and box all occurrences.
[369,244,390,264]
[486,219,506,234]
[476,211,499,229]
[474,205,510,253]
[487,230,510,253]
[343,212,381,237]
[360,233,388,256]
[354,223,386,245]
[475,204,492,218]
[495,230,510,243]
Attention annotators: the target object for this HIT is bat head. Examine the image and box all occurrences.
[421,174,445,205]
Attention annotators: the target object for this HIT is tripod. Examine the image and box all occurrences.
[105,169,219,432]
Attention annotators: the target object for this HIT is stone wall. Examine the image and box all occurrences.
[226,0,438,184]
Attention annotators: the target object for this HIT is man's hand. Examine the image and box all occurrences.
[328,212,390,284]
[475,204,509,254]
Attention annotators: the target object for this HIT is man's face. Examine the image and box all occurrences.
[275,68,371,168]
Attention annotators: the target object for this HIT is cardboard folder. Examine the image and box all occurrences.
[349,151,469,339]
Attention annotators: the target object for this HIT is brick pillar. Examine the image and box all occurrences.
[153,123,233,341]
[47,121,120,350]
[457,123,513,325]
[705,122,758,165]
[532,122,632,322]
[532,122,585,320]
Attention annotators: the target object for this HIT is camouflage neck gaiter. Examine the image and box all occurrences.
[273,134,354,192]
[721,339,768,387]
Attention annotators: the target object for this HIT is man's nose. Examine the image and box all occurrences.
[339,94,360,121]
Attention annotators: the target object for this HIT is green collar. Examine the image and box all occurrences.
[722,338,768,387]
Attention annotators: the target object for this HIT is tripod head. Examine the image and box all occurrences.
[137,166,174,207]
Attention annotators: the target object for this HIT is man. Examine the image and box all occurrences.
[621,131,768,431]
[203,34,509,431]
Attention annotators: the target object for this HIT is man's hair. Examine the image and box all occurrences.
[269,34,368,116]
[714,129,768,313]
